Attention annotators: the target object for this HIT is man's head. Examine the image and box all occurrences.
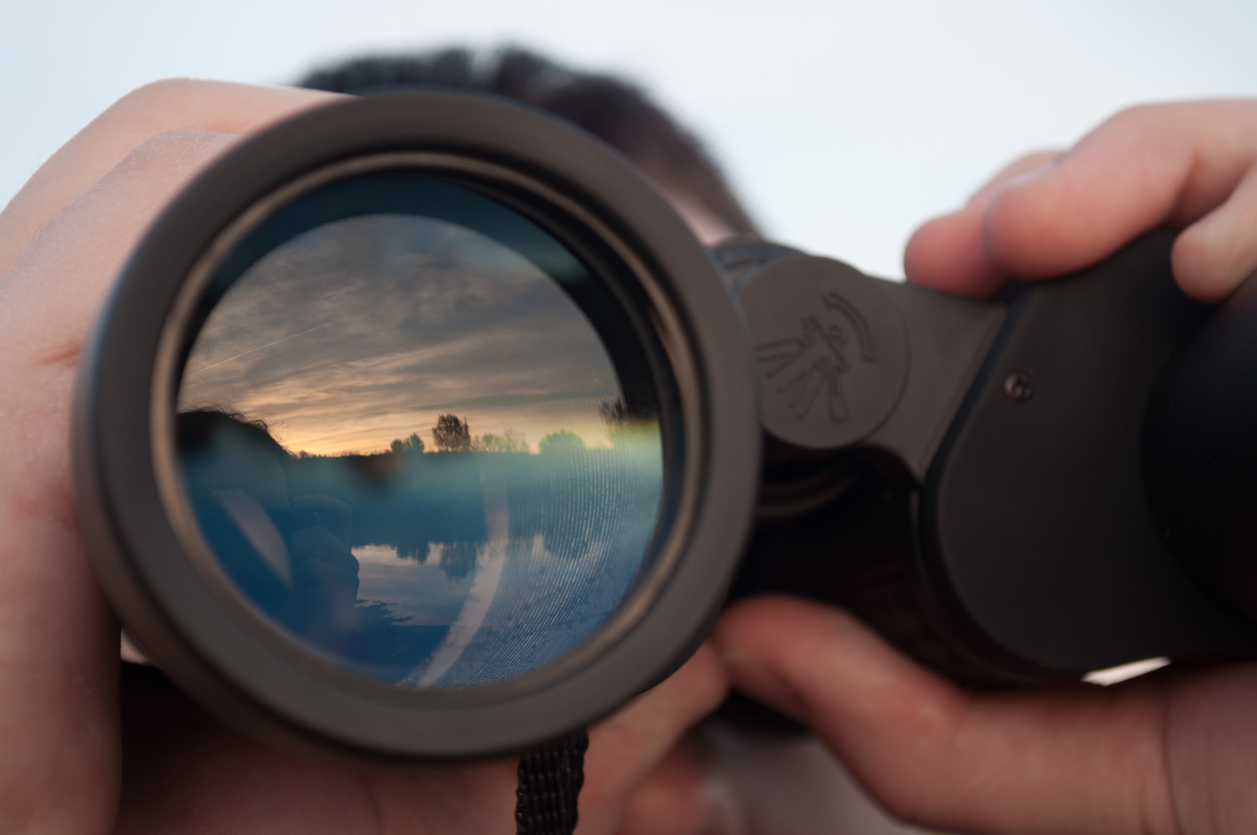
[297,46,756,244]
[178,409,291,509]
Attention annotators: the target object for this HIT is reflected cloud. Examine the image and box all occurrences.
[180,214,620,454]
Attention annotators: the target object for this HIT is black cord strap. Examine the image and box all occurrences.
[514,728,589,835]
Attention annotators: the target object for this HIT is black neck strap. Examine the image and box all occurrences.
[514,728,589,835]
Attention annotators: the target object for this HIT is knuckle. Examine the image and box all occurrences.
[1108,102,1160,126]
[112,77,204,112]
[1097,102,1193,140]
[114,129,235,177]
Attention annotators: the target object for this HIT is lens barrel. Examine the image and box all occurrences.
[74,91,760,761]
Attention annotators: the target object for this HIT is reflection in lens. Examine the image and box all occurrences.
[176,182,664,690]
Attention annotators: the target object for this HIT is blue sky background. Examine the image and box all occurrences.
[5,0,1257,277]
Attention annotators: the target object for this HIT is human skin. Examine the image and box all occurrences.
[0,79,740,835]
[713,101,1257,835]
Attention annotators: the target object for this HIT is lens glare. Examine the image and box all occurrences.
[175,175,664,689]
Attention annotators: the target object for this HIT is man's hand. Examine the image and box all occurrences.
[0,79,736,835]
[714,100,1257,835]
[903,100,1257,302]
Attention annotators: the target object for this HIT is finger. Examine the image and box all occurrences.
[0,129,242,367]
[1163,663,1257,835]
[615,732,745,835]
[1172,157,1257,301]
[0,514,119,833]
[981,101,1257,287]
[713,597,1175,835]
[905,151,1061,297]
[0,79,340,276]
[116,671,386,835]
[116,666,519,835]
[0,131,239,835]
[579,643,730,834]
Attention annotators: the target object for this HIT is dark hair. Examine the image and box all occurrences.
[177,407,290,462]
[296,46,757,236]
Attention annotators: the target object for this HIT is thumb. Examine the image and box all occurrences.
[711,597,960,819]
[711,596,1173,835]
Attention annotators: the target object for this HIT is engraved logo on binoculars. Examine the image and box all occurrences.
[739,255,907,449]
[755,291,878,423]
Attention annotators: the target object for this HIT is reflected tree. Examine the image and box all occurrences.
[539,430,585,454]
[600,398,651,448]
[394,535,429,562]
[473,427,529,453]
[439,541,478,582]
[389,432,425,455]
[599,398,629,426]
[433,414,471,452]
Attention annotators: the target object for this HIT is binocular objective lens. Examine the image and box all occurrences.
[172,172,665,690]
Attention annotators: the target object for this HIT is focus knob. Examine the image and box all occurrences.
[737,254,910,452]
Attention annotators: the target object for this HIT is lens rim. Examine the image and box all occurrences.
[158,153,689,702]
[74,91,760,760]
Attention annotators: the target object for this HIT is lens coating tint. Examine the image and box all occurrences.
[175,172,664,689]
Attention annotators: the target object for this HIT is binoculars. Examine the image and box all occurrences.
[75,91,1257,762]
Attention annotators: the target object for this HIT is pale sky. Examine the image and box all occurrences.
[5,0,1257,277]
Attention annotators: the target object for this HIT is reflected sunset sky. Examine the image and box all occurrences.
[179,213,623,456]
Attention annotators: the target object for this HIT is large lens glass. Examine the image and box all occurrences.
[174,169,666,690]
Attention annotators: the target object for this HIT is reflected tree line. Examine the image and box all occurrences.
[296,401,644,461]
[285,403,659,572]
[186,402,660,582]
[305,410,615,460]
